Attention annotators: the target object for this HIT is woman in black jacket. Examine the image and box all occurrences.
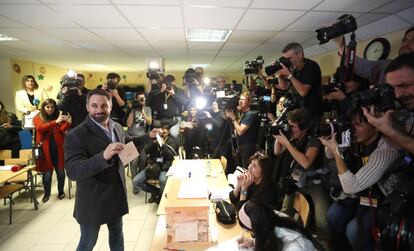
[229,153,279,210]
[0,100,22,158]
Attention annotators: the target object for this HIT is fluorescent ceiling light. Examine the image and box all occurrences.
[0,33,18,41]
[186,29,231,42]
[190,64,210,68]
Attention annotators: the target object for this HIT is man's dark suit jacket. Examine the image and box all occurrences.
[64,115,131,225]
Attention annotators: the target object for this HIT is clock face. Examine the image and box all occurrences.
[365,41,384,60]
[364,38,390,61]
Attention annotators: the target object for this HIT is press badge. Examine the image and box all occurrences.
[163,103,168,110]
[360,196,378,207]
[156,157,164,163]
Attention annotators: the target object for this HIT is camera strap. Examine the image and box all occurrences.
[339,32,357,82]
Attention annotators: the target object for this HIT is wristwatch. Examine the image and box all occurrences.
[287,73,293,80]
[241,189,248,196]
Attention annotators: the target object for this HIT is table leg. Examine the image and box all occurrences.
[27,169,39,210]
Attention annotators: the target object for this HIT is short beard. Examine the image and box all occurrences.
[91,114,109,123]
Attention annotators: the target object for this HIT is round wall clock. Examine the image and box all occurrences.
[363,37,391,60]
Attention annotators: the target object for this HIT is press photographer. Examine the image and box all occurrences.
[57,71,88,128]
[225,92,259,169]
[99,72,127,126]
[273,42,323,121]
[184,68,204,100]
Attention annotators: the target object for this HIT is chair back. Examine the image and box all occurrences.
[0,150,12,160]
[293,191,311,228]
[5,158,28,166]
[220,156,227,173]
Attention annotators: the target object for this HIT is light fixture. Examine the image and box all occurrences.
[186,29,231,42]
[0,33,18,42]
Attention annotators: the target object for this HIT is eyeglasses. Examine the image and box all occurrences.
[138,98,146,102]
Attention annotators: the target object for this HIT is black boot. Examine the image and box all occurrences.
[148,193,157,203]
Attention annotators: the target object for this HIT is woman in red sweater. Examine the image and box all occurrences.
[34,99,71,203]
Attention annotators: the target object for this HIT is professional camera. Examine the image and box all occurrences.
[216,95,239,111]
[264,56,292,76]
[352,83,395,112]
[146,69,161,80]
[250,95,271,114]
[107,80,118,90]
[61,75,82,96]
[322,81,346,95]
[269,95,299,135]
[313,120,351,137]
[130,100,143,110]
[244,55,264,76]
[184,68,200,85]
[316,14,357,44]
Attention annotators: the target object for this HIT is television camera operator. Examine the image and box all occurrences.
[98,72,127,126]
[57,72,88,128]
[151,74,187,138]
[270,42,323,121]
[225,91,259,169]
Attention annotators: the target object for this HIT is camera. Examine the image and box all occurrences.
[269,95,299,136]
[322,81,345,95]
[264,56,292,76]
[130,100,142,110]
[147,69,161,80]
[316,14,357,44]
[313,120,351,137]
[270,119,291,136]
[61,75,82,96]
[216,95,239,111]
[352,84,395,112]
[107,80,118,90]
[244,56,264,76]
[184,68,200,85]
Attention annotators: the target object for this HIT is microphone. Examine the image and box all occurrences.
[33,98,40,108]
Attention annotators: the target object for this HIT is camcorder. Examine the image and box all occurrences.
[184,68,200,85]
[352,83,395,112]
[316,14,357,44]
[61,75,82,96]
[216,95,239,111]
[264,56,293,76]
[244,56,264,76]
[250,94,272,115]
[107,80,118,90]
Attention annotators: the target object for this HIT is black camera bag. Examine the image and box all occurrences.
[214,200,236,225]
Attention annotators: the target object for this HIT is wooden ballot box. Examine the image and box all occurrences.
[165,179,210,246]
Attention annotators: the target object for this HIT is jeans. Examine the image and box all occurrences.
[132,169,168,196]
[76,217,124,251]
[43,167,65,196]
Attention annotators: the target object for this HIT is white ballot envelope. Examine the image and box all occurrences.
[118,141,139,166]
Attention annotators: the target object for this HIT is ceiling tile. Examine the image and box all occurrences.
[314,0,391,12]
[51,5,130,27]
[89,28,144,41]
[356,13,390,27]
[151,41,187,50]
[267,31,315,44]
[222,42,259,51]
[183,0,250,8]
[188,49,219,56]
[44,28,101,41]
[72,41,119,51]
[184,7,244,29]
[139,28,185,42]
[111,0,180,4]
[250,0,322,10]
[237,9,305,31]
[0,5,77,27]
[286,11,358,32]
[188,42,223,50]
[0,27,71,44]
[0,16,26,27]
[118,6,183,28]
[158,49,188,56]
[255,42,285,52]
[0,0,39,3]
[217,50,246,57]
[110,41,152,50]
[373,0,414,13]
[40,0,110,3]
[227,30,276,43]
[303,44,328,57]
[356,15,410,40]
[396,6,414,24]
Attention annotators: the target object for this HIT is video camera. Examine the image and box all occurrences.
[244,56,264,76]
[61,74,82,96]
[352,83,395,112]
[216,95,239,111]
[316,14,357,44]
[264,56,292,76]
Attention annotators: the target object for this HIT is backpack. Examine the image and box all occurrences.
[214,200,237,225]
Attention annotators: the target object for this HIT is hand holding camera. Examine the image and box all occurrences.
[325,88,346,101]
[318,133,339,153]
[274,130,290,146]
[225,109,236,121]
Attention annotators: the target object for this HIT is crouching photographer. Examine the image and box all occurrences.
[273,108,329,228]
[57,71,88,128]
[320,107,400,251]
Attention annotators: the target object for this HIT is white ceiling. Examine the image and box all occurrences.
[0,0,413,73]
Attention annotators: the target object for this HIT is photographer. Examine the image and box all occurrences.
[334,27,414,85]
[225,92,259,169]
[126,90,152,179]
[320,108,400,251]
[276,43,323,121]
[57,73,88,128]
[151,74,187,138]
[99,72,127,126]
[184,68,204,101]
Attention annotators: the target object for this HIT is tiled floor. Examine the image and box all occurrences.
[0,175,159,251]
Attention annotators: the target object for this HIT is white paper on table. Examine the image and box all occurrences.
[0,165,14,171]
[209,187,232,202]
[178,179,208,199]
[167,160,207,177]
[206,236,254,251]
[174,221,199,242]
[117,141,139,166]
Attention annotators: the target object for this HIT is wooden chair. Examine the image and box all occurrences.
[4,158,36,202]
[220,156,227,173]
[293,191,311,228]
[0,184,24,224]
[19,149,41,188]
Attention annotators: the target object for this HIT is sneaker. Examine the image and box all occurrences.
[148,193,157,203]
[42,195,50,203]
[58,193,65,200]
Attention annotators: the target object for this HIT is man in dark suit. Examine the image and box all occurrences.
[64,88,157,251]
